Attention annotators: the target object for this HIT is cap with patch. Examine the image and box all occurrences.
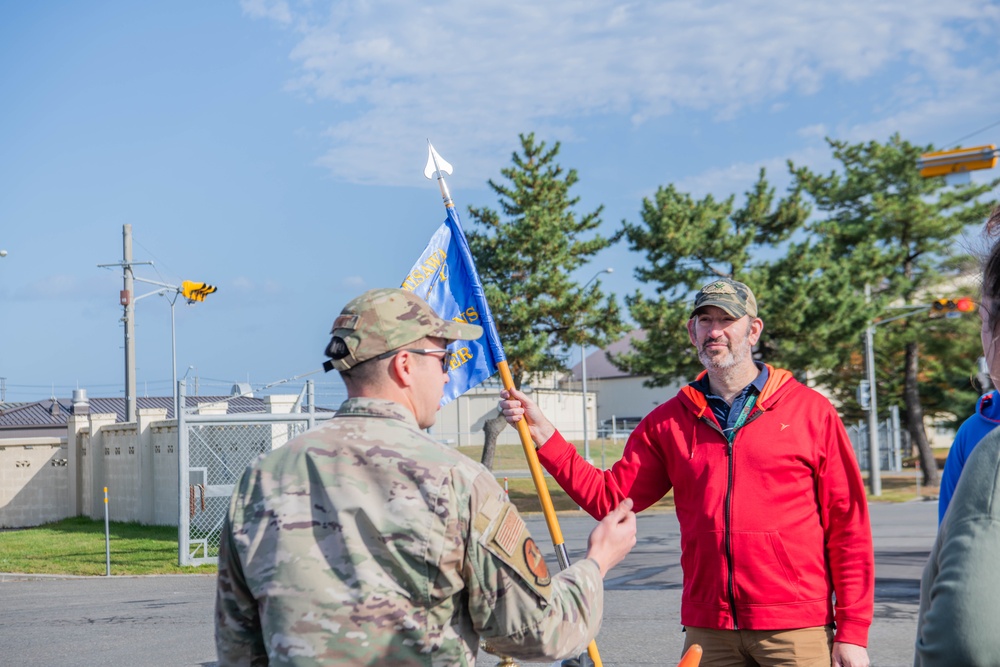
[691,278,758,318]
[323,288,483,372]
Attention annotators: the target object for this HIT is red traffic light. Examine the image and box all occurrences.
[930,297,976,317]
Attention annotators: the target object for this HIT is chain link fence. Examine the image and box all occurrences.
[177,381,333,566]
[846,404,904,473]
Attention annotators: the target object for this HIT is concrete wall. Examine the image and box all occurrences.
[1,407,201,528]
[433,385,599,447]
[0,397,321,529]
[150,422,179,526]
[0,437,69,528]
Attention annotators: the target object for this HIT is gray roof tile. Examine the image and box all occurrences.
[0,396,278,427]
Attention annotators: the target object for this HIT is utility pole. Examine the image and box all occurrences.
[98,225,151,423]
[100,231,216,422]
[863,321,881,496]
[863,283,882,496]
[123,225,136,422]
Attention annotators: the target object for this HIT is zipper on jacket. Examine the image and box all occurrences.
[724,432,738,629]
[720,403,762,631]
[698,415,740,628]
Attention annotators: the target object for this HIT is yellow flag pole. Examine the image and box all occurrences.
[426,142,602,667]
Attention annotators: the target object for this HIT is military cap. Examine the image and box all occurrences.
[691,278,758,318]
[323,288,483,371]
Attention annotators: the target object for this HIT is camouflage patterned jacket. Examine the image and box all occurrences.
[215,397,604,666]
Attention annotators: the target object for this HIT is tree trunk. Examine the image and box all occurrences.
[903,341,939,487]
[480,413,507,471]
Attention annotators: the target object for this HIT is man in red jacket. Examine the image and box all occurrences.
[501,278,874,667]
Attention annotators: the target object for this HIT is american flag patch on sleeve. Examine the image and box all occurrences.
[493,505,524,556]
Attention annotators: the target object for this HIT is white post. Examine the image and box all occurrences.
[578,267,612,463]
[171,298,178,419]
[581,342,590,463]
[104,486,111,576]
[890,404,902,471]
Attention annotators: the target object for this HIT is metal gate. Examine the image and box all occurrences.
[176,380,333,566]
[847,404,904,473]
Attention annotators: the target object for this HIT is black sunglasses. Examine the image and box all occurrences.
[374,347,451,372]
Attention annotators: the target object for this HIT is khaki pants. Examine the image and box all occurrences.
[683,626,834,667]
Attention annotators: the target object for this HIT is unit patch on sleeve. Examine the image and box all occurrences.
[523,537,551,586]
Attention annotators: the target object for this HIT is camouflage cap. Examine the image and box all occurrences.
[691,278,758,318]
[323,288,483,372]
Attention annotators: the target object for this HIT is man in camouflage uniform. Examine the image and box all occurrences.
[215,287,638,666]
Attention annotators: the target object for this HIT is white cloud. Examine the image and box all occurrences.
[797,124,828,140]
[240,0,293,25]
[245,0,1000,186]
[672,143,841,203]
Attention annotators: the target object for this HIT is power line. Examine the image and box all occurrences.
[943,118,1000,150]
[4,382,123,389]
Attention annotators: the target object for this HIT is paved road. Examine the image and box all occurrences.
[0,501,936,666]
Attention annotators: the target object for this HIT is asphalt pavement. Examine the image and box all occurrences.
[0,501,936,666]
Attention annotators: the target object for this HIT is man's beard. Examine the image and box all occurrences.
[698,325,752,370]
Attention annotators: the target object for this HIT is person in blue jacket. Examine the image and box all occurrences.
[938,388,1000,524]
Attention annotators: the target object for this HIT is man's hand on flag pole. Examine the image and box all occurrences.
[500,388,557,449]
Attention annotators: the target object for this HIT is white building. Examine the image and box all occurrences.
[561,331,681,431]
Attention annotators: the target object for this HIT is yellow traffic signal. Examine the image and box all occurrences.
[180,280,218,303]
[917,145,998,178]
[930,297,976,318]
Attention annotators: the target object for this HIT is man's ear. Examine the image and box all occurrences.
[390,350,418,389]
[748,318,764,346]
[686,318,697,346]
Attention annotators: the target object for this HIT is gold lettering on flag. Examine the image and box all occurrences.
[401,248,448,291]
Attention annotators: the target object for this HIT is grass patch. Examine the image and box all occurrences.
[458,440,670,514]
[457,440,627,471]
[0,517,215,576]
[868,472,938,503]
[504,477,676,514]
[2,450,933,576]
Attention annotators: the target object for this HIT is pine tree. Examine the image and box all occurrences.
[466,133,627,469]
[791,134,999,485]
[614,170,824,383]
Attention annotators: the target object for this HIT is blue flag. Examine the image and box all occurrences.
[401,207,506,405]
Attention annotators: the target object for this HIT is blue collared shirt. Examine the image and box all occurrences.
[690,362,769,435]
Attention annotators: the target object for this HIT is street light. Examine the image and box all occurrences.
[131,277,216,419]
[580,267,613,465]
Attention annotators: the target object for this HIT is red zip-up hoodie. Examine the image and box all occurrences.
[536,365,874,646]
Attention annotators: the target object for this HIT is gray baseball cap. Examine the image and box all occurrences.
[323,288,483,371]
[691,278,758,318]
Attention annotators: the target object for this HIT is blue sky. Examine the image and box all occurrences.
[2,0,999,406]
